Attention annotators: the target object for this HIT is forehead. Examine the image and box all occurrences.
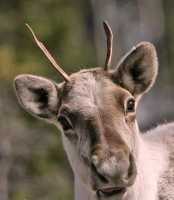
[60,69,131,114]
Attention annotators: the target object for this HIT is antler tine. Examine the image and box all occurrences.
[103,21,113,71]
[25,24,70,82]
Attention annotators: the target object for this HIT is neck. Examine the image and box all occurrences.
[130,131,167,200]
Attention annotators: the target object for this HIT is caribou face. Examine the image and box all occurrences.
[56,70,138,199]
[14,22,158,200]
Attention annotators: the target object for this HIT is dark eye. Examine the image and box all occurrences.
[58,115,73,131]
[126,98,135,113]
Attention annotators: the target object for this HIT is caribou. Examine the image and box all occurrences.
[14,22,174,200]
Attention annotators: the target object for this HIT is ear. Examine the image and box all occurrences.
[14,74,60,121]
[111,42,158,96]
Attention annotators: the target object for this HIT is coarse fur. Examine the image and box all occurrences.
[14,41,174,200]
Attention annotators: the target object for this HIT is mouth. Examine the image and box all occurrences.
[97,187,126,198]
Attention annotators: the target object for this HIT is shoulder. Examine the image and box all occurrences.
[143,122,174,160]
[144,122,174,142]
[145,122,174,199]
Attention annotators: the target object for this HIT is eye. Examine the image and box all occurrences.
[57,115,73,131]
[126,98,135,113]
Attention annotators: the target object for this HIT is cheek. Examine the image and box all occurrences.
[78,133,91,162]
[123,112,137,133]
[125,114,136,124]
[61,134,91,185]
[123,117,138,150]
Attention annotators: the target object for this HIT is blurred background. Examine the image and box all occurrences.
[0,0,174,199]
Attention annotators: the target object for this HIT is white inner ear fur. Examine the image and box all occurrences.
[14,74,59,119]
[114,42,158,96]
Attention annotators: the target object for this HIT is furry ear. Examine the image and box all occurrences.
[14,74,59,120]
[111,42,158,96]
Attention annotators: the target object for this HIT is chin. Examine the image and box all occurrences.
[94,187,128,200]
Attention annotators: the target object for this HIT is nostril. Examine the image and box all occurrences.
[91,162,109,183]
[91,155,99,167]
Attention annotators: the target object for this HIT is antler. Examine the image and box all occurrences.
[103,21,113,71]
[26,24,70,82]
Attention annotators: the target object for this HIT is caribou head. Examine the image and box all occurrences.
[14,22,158,199]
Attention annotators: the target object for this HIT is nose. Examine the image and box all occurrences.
[91,155,109,183]
[91,149,131,183]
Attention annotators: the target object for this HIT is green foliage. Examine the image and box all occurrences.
[0,0,96,81]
